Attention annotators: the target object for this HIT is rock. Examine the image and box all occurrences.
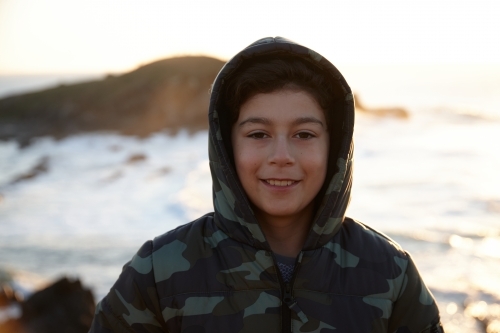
[9,156,49,184]
[0,277,95,333]
[354,93,410,119]
[146,166,172,180]
[0,56,225,146]
[0,269,22,303]
[0,284,18,307]
[126,153,147,164]
[156,166,172,175]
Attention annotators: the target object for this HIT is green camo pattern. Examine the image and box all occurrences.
[90,37,443,333]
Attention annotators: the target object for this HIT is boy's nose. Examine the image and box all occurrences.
[268,137,294,166]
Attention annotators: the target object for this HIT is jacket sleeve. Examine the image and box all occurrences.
[388,253,444,333]
[89,240,167,333]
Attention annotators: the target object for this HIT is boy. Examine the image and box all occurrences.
[90,37,443,332]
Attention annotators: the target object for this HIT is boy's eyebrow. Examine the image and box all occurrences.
[238,117,271,127]
[292,116,325,127]
[237,116,325,127]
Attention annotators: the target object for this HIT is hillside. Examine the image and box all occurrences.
[0,56,225,146]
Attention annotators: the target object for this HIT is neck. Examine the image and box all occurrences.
[256,204,314,258]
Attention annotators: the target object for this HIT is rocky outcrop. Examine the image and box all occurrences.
[0,277,95,333]
[0,56,225,146]
[354,93,409,118]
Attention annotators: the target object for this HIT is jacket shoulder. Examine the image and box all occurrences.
[152,213,221,249]
[152,212,216,249]
[151,213,229,285]
[340,217,406,258]
[90,239,165,332]
[318,217,411,302]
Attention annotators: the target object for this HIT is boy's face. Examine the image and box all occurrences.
[231,89,329,224]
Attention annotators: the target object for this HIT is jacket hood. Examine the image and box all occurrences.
[208,37,354,251]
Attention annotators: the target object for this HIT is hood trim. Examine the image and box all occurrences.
[208,37,354,251]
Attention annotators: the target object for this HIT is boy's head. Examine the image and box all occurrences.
[219,54,343,222]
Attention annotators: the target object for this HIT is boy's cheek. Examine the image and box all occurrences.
[234,149,263,170]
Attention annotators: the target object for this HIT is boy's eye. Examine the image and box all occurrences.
[248,132,268,139]
[295,132,315,139]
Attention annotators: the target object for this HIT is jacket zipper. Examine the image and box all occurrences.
[273,252,306,333]
[282,282,292,333]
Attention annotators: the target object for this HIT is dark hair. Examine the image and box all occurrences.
[223,55,338,129]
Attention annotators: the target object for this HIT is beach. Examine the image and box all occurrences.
[1,65,499,332]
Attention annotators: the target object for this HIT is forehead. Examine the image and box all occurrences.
[237,89,326,124]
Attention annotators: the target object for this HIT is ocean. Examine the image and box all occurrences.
[0,65,499,332]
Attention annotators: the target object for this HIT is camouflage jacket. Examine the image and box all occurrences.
[90,37,443,333]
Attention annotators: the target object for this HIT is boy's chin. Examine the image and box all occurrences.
[254,203,313,222]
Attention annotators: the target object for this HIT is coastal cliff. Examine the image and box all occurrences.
[0,56,225,146]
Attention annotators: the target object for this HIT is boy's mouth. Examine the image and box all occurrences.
[264,179,297,186]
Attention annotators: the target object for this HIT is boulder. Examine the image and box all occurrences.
[0,277,95,333]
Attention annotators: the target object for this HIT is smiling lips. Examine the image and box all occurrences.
[265,179,297,186]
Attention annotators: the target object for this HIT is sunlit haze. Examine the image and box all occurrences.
[1,0,499,74]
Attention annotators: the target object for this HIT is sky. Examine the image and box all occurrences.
[0,0,499,74]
